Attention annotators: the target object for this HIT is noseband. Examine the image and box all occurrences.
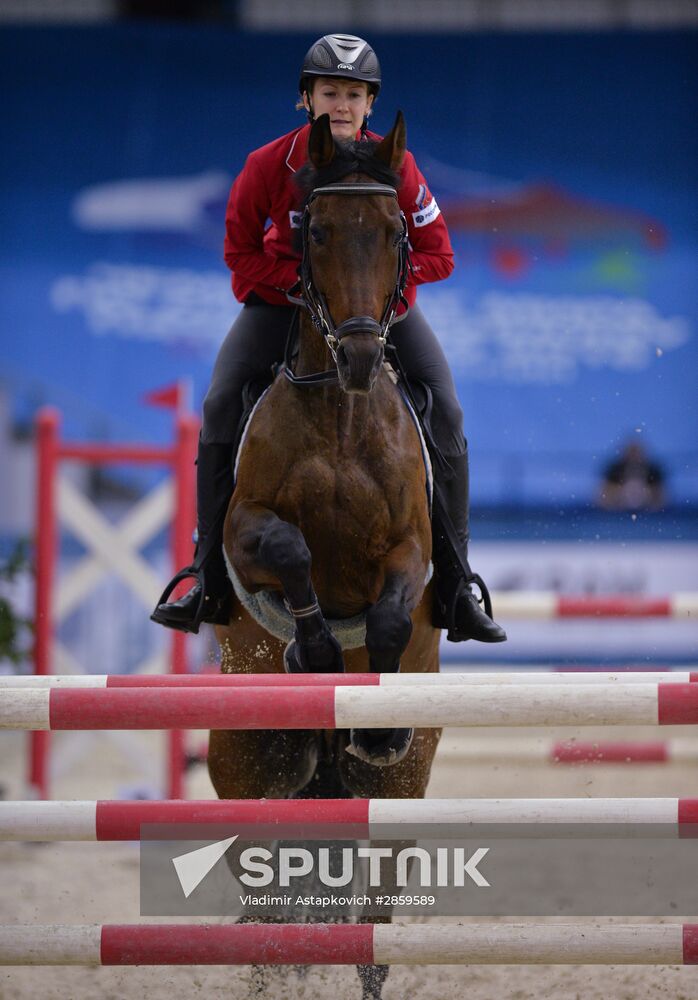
[299,183,411,363]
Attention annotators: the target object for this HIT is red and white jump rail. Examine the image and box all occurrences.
[2,670,696,688]
[438,737,698,765]
[488,592,698,619]
[0,922,696,966]
[2,683,698,730]
[1,797,697,841]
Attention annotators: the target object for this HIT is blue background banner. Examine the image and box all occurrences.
[2,25,696,505]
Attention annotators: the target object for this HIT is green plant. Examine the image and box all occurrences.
[0,541,32,665]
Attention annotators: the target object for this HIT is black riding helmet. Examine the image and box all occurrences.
[299,33,381,99]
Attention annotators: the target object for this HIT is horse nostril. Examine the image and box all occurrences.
[336,336,384,392]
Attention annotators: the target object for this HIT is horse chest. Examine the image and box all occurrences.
[284,454,397,526]
[238,386,425,556]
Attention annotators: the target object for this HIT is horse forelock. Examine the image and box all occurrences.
[294,138,400,200]
[293,140,400,255]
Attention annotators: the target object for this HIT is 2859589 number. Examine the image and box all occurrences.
[380,895,436,906]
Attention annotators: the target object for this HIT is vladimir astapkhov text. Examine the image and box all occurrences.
[240,894,437,908]
[240,893,372,908]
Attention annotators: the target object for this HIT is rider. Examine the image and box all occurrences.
[151,32,505,645]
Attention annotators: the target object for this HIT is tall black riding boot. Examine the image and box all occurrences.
[150,438,234,634]
[432,450,507,643]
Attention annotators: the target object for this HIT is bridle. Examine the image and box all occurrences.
[297,182,411,365]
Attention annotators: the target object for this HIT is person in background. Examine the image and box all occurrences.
[598,439,667,511]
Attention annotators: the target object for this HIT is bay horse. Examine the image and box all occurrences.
[208,111,441,999]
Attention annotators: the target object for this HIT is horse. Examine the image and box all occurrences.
[208,111,442,1000]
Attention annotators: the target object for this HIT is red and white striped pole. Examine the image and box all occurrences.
[2,670,697,689]
[167,412,198,800]
[3,683,698,730]
[436,736,698,765]
[0,797,696,841]
[29,407,61,799]
[490,593,698,619]
[0,923,696,966]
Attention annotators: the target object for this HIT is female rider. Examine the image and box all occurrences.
[152,32,505,645]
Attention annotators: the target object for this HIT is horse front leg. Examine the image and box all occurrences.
[349,538,428,767]
[228,500,344,673]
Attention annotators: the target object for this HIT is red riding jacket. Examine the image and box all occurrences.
[224,123,454,309]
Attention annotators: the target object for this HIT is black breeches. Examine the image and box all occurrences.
[201,301,293,445]
[389,306,466,458]
[202,302,466,458]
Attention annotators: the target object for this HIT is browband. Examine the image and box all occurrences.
[308,183,398,201]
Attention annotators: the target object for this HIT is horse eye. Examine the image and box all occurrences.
[309,226,324,245]
[393,230,404,246]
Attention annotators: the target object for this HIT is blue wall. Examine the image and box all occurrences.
[2,25,696,504]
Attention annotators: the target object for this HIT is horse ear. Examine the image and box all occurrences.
[374,110,406,171]
[308,114,336,169]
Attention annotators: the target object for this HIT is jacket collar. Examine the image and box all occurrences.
[285,124,311,173]
[285,123,376,173]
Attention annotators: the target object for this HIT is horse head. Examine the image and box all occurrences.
[297,112,409,394]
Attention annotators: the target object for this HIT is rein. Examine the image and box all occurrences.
[284,182,411,388]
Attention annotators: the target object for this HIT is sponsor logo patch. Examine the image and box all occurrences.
[289,210,303,229]
[412,198,441,227]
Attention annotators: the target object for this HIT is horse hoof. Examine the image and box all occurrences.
[346,728,413,767]
[283,633,345,674]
